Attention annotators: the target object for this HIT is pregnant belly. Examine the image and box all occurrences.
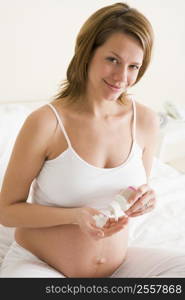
[15,224,129,277]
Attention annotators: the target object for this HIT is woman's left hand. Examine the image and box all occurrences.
[125,184,156,217]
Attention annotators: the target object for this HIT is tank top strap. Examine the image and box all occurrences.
[47,103,72,148]
[131,96,136,142]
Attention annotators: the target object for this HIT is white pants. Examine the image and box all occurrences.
[1,241,185,278]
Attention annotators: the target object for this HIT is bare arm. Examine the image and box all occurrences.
[0,106,79,228]
[125,107,160,217]
[141,107,160,181]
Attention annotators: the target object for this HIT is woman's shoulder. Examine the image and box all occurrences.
[22,104,58,142]
[135,101,160,140]
[135,100,160,131]
[27,103,57,124]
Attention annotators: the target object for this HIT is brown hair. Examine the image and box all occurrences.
[53,2,154,106]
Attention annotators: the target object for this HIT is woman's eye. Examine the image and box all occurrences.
[130,65,139,70]
[107,57,119,64]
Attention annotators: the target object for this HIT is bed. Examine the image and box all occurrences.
[0,101,185,271]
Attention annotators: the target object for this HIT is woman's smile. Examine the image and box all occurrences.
[103,79,122,93]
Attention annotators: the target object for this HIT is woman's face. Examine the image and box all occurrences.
[87,32,144,102]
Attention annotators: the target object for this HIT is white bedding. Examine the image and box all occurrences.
[0,101,185,269]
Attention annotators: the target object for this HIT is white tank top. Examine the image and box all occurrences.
[31,99,147,210]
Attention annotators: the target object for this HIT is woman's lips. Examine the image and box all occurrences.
[103,80,122,92]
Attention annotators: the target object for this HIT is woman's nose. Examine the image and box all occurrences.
[112,66,128,84]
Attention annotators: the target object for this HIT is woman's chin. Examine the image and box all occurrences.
[103,93,121,102]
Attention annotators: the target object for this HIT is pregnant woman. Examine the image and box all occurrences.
[1,2,185,278]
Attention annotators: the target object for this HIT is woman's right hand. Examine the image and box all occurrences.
[75,207,105,240]
[75,207,128,241]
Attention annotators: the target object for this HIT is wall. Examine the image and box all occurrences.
[0,0,185,112]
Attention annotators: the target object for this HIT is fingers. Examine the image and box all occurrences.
[129,184,148,202]
[87,224,105,240]
[127,192,154,213]
[127,198,156,217]
[104,215,127,227]
[103,217,117,228]
[126,184,156,216]
[128,203,155,217]
[88,216,128,240]
[102,216,129,237]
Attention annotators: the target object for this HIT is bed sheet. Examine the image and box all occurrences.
[129,159,185,251]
